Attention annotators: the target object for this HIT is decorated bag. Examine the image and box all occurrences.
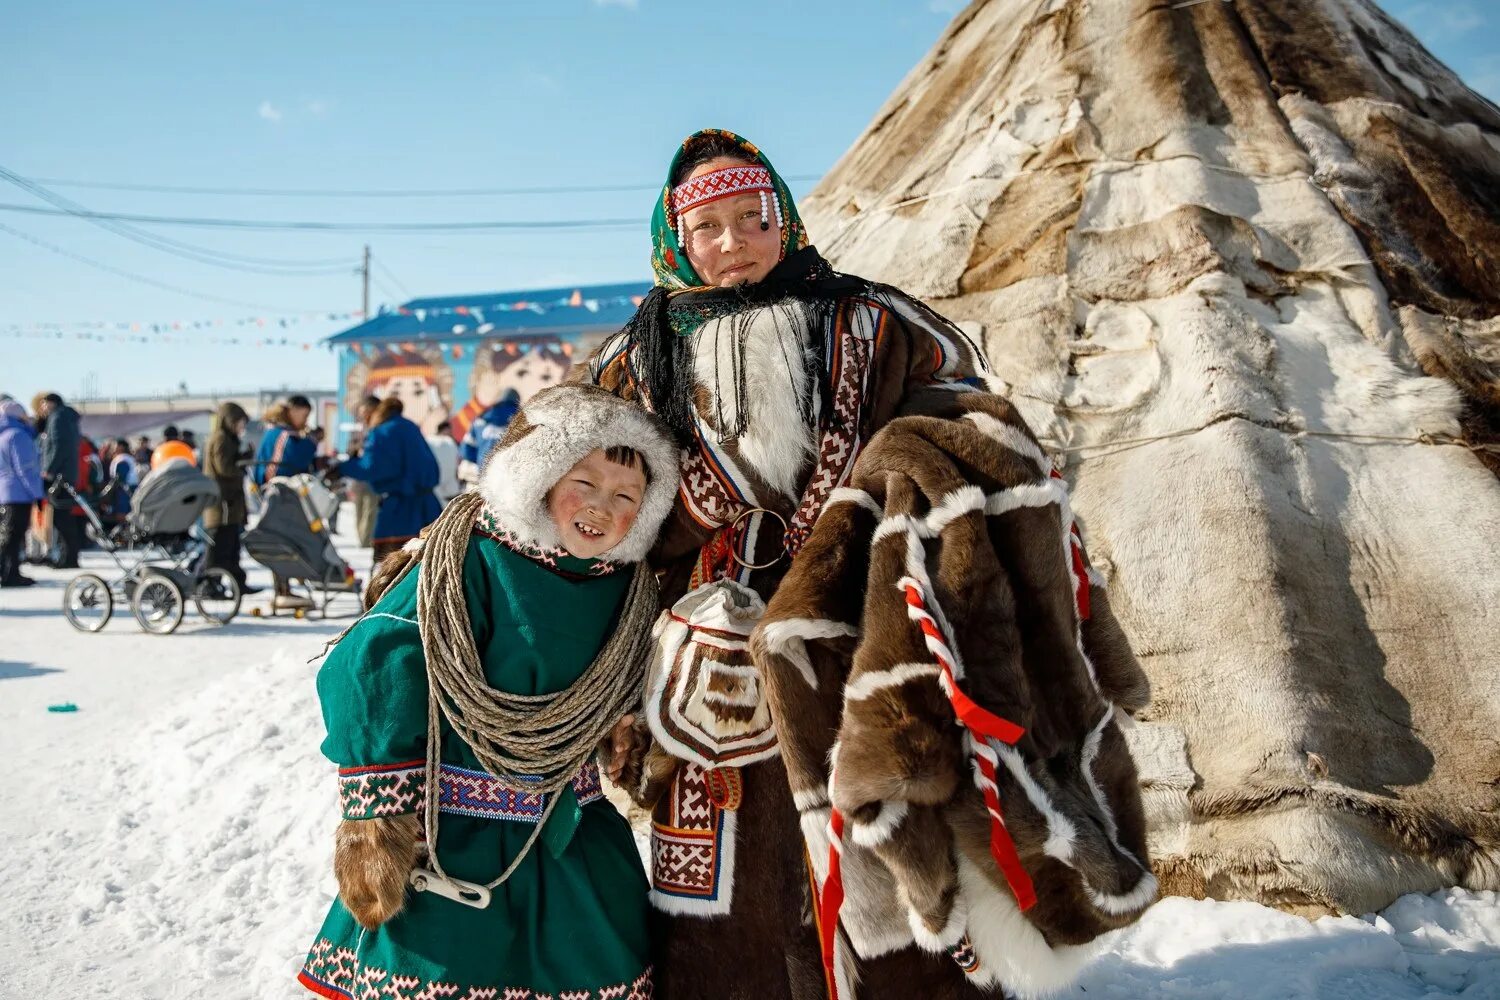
[645,580,777,770]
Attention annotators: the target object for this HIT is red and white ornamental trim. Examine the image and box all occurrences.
[898,572,1037,912]
[671,164,775,218]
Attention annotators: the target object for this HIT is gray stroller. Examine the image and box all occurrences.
[242,473,360,619]
[60,460,243,634]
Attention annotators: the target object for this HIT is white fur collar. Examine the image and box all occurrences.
[692,301,819,499]
[476,385,682,565]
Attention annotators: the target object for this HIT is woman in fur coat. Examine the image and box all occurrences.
[576,130,1153,1000]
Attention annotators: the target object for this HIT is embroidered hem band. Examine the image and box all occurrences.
[337,760,605,821]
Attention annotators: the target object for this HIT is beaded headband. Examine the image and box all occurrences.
[670,164,783,247]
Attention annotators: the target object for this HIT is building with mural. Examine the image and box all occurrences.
[323,282,649,449]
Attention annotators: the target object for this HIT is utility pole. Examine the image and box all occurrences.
[361,244,371,317]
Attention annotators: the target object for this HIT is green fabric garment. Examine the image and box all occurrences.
[299,532,651,1000]
[650,127,809,290]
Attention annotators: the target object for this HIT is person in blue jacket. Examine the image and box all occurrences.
[0,399,44,587]
[332,396,440,563]
[456,388,521,487]
[252,395,317,486]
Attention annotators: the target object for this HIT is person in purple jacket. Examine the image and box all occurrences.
[0,398,45,587]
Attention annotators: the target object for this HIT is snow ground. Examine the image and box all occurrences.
[1,510,1497,1000]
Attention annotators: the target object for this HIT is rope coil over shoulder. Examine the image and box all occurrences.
[370,490,661,894]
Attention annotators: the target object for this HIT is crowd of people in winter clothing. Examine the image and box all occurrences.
[0,385,523,602]
[0,392,182,584]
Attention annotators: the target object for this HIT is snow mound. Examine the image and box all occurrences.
[4,649,337,1000]
[1073,892,1500,999]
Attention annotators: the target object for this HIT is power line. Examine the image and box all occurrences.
[370,272,403,305]
[0,221,325,312]
[0,165,360,274]
[0,164,358,270]
[23,174,823,198]
[374,257,412,299]
[0,201,645,233]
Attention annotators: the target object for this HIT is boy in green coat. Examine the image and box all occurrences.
[298,384,680,1000]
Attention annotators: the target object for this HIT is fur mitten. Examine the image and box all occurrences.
[333,814,421,930]
[633,740,681,811]
[601,714,653,799]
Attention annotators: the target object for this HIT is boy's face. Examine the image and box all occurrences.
[546,449,647,559]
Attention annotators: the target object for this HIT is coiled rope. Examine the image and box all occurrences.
[361,490,661,891]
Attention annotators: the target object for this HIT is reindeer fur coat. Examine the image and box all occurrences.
[581,268,1153,999]
[754,390,1156,998]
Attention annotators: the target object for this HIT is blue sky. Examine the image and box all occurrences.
[3,0,1495,403]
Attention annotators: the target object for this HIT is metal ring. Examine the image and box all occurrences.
[728,507,789,570]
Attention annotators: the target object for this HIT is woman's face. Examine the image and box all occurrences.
[679,156,783,288]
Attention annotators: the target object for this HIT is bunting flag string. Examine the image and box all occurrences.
[0,309,364,350]
[1,327,328,350]
[389,291,645,326]
[1,309,363,337]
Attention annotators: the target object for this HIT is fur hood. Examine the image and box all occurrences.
[477,384,681,564]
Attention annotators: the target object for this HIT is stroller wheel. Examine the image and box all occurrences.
[193,568,243,625]
[131,573,185,635]
[63,574,114,633]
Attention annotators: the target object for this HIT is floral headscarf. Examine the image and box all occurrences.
[650,129,809,290]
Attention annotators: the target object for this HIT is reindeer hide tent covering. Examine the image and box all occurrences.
[800,0,1500,916]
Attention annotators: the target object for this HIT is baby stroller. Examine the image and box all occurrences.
[59,461,243,635]
[242,473,360,619]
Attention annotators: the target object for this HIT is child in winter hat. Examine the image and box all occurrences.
[297,384,679,1000]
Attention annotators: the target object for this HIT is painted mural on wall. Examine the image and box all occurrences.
[342,344,456,437]
[339,335,589,443]
[450,336,575,440]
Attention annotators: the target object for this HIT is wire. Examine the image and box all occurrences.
[370,273,403,305]
[0,165,359,273]
[22,174,824,198]
[374,258,412,299]
[0,221,324,312]
[0,201,644,233]
[0,164,357,268]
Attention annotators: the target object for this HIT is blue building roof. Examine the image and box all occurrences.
[324,281,650,345]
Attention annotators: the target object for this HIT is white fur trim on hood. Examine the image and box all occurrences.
[477,384,682,564]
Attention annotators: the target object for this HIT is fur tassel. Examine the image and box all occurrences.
[906,888,968,952]
[333,814,421,931]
